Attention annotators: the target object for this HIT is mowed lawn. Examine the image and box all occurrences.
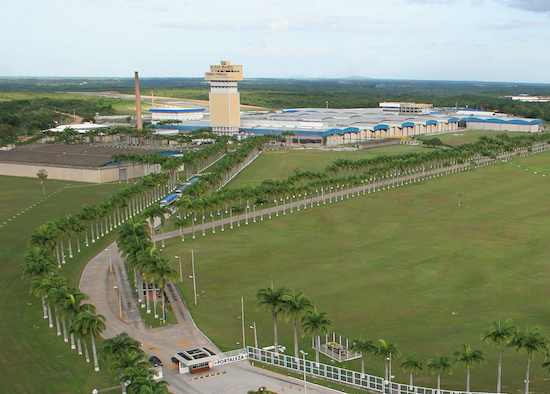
[0,176,125,394]
[165,151,550,393]
[229,130,526,188]
[229,144,426,188]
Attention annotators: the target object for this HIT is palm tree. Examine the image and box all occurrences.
[349,338,377,376]
[107,349,150,394]
[130,379,171,394]
[401,352,423,387]
[281,291,314,359]
[376,339,400,381]
[71,310,106,371]
[256,285,289,354]
[481,318,517,393]
[454,344,485,392]
[58,288,94,352]
[509,326,550,394]
[301,309,332,363]
[121,364,156,394]
[22,247,58,319]
[146,258,178,322]
[99,332,142,361]
[427,356,453,394]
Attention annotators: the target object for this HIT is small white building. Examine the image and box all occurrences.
[150,108,205,122]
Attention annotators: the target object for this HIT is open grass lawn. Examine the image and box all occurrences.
[229,145,426,188]
[0,176,125,393]
[163,151,550,393]
[436,130,527,146]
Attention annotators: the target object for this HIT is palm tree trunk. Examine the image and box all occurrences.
[273,312,279,354]
[54,305,61,336]
[91,332,100,371]
[525,358,530,394]
[409,371,413,387]
[62,319,68,342]
[497,351,502,393]
[41,296,48,319]
[466,368,470,392]
[153,283,158,318]
[146,280,151,313]
[293,319,299,359]
[437,373,441,394]
[67,235,73,258]
[83,340,90,363]
[47,305,53,328]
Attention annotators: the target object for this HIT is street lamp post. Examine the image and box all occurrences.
[241,296,246,349]
[300,350,308,394]
[175,255,182,282]
[113,285,122,318]
[192,250,197,306]
[250,322,258,348]
[107,247,112,274]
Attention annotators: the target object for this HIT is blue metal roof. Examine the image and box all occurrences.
[461,117,542,125]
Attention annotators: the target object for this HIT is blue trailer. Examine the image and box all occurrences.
[160,193,179,207]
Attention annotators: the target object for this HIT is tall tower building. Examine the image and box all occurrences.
[205,61,243,134]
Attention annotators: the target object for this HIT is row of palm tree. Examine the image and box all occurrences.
[166,133,550,243]
[256,285,333,362]
[21,249,106,371]
[253,284,550,394]
[27,172,170,270]
[282,317,549,394]
[99,332,170,394]
[117,218,178,323]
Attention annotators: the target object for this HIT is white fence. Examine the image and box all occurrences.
[246,347,499,394]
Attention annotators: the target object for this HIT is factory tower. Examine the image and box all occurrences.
[205,61,243,134]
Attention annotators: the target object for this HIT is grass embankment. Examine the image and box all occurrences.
[0,176,125,393]
[162,148,550,394]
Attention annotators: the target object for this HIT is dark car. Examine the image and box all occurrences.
[149,356,163,367]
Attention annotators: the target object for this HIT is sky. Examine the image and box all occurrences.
[2,0,550,83]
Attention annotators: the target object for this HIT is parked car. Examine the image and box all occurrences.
[149,356,163,367]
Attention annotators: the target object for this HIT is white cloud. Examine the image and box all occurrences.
[505,0,550,12]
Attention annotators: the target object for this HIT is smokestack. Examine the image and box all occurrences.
[134,71,142,131]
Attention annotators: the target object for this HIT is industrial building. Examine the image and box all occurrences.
[0,144,166,183]
[156,106,542,146]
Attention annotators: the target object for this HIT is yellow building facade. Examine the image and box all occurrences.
[205,61,243,134]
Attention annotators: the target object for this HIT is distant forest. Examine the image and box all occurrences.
[1,77,550,146]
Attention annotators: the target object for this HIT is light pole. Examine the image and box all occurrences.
[175,255,182,282]
[241,296,246,348]
[300,350,308,394]
[250,322,258,348]
[114,285,122,318]
[107,247,112,274]
[191,250,197,306]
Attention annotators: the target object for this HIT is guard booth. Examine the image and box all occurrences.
[174,348,218,374]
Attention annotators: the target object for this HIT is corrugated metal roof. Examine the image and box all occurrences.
[0,144,166,168]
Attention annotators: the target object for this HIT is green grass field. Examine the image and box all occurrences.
[162,149,550,393]
[0,176,126,393]
[4,130,550,393]
[230,145,426,188]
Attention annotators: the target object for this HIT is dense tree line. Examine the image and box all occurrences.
[0,94,117,144]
